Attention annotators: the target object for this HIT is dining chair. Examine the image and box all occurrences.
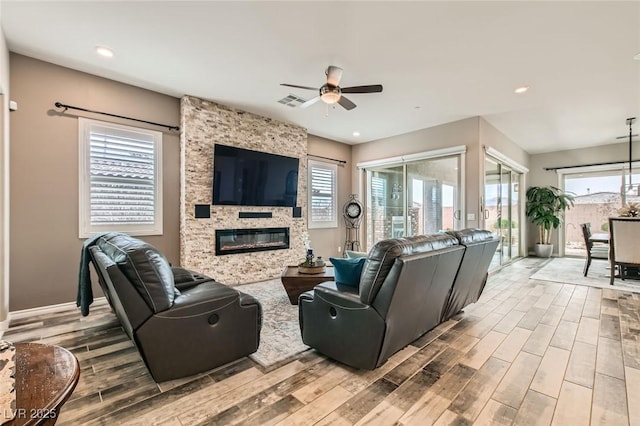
[608,217,640,285]
[580,223,609,277]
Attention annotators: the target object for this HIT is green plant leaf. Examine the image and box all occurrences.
[526,186,575,244]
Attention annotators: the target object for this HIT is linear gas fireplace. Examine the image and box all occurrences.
[215,227,290,256]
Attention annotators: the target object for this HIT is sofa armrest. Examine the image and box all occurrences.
[299,281,385,369]
[237,290,259,307]
[136,281,262,381]
[305,281,361,307]
[237,290,262,331]
[157,281,240,318]
[172,266,215,291]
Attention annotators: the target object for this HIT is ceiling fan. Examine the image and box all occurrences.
[281,66,383,111]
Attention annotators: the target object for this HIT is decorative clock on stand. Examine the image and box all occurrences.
[343,194,363,256]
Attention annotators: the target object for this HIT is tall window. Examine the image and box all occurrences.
[308,160,338,228]
[79,118,163,238]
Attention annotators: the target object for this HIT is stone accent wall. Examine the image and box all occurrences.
[180,96,307,284]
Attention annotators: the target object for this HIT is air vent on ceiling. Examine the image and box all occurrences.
[277,94,307,107]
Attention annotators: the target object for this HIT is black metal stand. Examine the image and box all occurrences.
[344,226,361,253]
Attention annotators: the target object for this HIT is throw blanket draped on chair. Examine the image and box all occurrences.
[77,233,109,316]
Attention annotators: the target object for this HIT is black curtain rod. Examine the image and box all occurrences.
[308,154,347,165]
[54,102,180,132]
[544,159,640,171]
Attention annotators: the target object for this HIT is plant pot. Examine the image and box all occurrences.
[534,244,554,258]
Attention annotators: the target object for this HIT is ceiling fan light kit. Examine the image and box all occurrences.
[320,85,341,104]
[281,65,383,111]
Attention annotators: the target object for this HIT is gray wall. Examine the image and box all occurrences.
[308,134,351,259]
[479,117,529,168]
[9,54,181,311]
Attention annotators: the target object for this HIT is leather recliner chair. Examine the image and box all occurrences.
[299,229,498,370]
[87,233,262,382]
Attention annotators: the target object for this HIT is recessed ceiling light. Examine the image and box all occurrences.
[95,46,114,58]
[514,86,529,94]
[352,131,360,137]
[634,53,640,61]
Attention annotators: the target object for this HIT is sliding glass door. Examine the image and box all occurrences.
[484,156,521,269]
[562,165,640,256]
[365,155,462,248]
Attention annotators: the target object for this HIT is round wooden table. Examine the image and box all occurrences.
[6,342,80,425]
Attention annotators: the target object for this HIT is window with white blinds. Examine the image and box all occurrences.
[79,118,163,238]
[308,159,338,229]
[371,176,386,205]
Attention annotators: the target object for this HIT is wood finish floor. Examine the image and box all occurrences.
[4,257,640,425]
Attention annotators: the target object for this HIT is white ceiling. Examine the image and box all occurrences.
[2,1,639,154]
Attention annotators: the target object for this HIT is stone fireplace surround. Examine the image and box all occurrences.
[179,96,307,284]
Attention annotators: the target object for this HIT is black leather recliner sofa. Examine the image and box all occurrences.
[299,229,498,370]
[441,229,501,321]
[86,232,262,382]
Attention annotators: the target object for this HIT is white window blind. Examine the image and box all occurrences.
[308,160,338,229]
[371,176,386,205]
[79,118,163,237]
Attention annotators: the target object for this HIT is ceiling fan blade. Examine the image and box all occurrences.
[300,96,321,108]
[338,96,357,111]
[326,66,343,87]
[280,83,318,91]
[341,84,383,94]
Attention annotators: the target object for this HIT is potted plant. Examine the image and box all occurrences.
[618,202,640,217]
[525,186,574,257]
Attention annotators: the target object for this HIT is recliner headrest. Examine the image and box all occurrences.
[447,229,494,245]
[359,234,459,304]
[96,233,176,313]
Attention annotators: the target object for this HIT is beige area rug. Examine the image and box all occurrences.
[530,257,640,293]
[235,278,310,369]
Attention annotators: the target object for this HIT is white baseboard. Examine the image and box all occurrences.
[9,297,108,321]
[0,318,9,339]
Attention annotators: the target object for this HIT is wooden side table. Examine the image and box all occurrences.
[5,343,79,425]
[281,266,335,304]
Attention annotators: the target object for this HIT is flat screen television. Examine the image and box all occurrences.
[212,144,299,207]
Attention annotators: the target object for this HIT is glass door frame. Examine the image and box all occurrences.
[500,163,514,263]
[483,148,527,268]
[358,145,467,251]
